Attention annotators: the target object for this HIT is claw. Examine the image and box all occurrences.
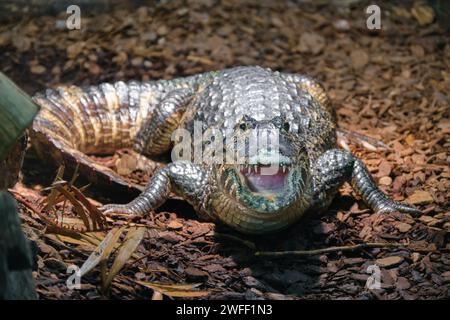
[376,201,421,216]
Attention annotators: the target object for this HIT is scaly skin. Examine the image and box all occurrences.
[31,66,420,234]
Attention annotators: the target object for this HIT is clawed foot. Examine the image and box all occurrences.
[375,200,421,216]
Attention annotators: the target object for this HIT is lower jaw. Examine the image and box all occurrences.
[212,192,309,234]
[219,207,307,234]
[240,167,290,194]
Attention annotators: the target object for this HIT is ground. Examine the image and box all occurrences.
[0,0,448,300]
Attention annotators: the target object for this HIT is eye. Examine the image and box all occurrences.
[239,123,247,130]
[283,122,290,131]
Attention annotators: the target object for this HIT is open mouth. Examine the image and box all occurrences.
[240,164,290,194]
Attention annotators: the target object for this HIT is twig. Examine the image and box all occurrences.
[211,231,256,250]
[255,242,406,257]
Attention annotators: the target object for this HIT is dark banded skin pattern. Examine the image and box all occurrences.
[31,66,420,234]
[31,75,201,191]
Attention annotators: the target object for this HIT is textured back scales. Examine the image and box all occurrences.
[31,81,159,155]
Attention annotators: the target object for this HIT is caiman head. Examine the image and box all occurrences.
[208,115,311,234]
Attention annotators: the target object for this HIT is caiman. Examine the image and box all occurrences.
[30,66,420,234]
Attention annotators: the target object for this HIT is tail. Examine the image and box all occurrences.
[30,77,201,192]
[32,81,160,155]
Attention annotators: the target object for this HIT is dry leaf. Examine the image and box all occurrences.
[55,234,96,248]
[79,227,125,277]
[43,165,66,210]
[137,281,210,298]
[54,185,91,230]
[42,168,108,234]
[103,226,146,290]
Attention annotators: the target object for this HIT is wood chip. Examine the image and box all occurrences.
[375,256,404,268]
[411,5,435,26]
[379,176,392,186]
[167,220,184,230]
[406,190,434,205]
[350,49,369,69]
[394,222,412,233]
[297,32,325,55]
[397,277,411,290]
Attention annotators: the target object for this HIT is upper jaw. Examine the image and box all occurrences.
[232,149,294,195]
[247,148,292,166]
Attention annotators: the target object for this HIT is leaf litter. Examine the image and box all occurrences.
[2,0,449,300]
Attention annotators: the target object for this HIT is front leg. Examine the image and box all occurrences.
[311,149,420,214]
[100,161,210,219]
[134,88,194,157]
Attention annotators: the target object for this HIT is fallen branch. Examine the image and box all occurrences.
[255,242,406,257]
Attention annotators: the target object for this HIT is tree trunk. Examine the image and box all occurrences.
[0,72,39,299]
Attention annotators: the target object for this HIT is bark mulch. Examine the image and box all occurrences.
[0,0,448,300]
